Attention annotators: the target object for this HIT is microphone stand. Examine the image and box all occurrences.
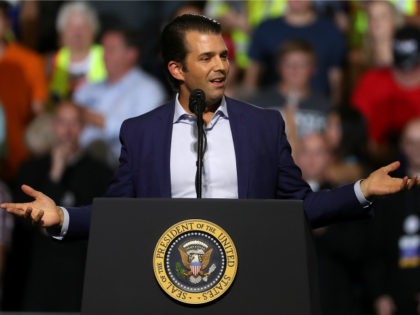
[196,110,204,199]
[188,89,206,199]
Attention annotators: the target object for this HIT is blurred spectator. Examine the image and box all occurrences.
[295,131,370,315]
[245,0,346,105]
[366,118,420,315]
[294,132,332,192]
[312,0,350,32]
[74,26,166,167]
[0,0,47,114]
[49,1,106,103]
[324,106,369,186]
[18,1,63,55]
[90,1,173,94]
[249,40,331,153]
[0,60,32,181]
[348,1,402,96]
[348,0,418,51]
[2,101,112,312]
[351,25,420,166]
[206,0,348,86]
[363,1,401,67]
[24,112,55,157]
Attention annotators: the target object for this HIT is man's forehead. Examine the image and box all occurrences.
[184,31,226,49]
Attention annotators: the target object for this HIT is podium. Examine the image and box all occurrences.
[82,198,320,315]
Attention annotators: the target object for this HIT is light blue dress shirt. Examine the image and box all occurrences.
[74,68,166,161]
[170,95,238,198]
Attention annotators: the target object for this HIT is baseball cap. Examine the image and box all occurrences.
[393,26,420,71]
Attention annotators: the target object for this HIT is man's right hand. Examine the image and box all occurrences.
[0,184,63,228]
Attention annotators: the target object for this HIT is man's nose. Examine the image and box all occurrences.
[213,56,228,71]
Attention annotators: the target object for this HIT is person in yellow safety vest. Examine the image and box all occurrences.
[49,2,106,103]
[50,45,106,101]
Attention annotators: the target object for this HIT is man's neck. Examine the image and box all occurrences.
[177,93,222,126]
[285,10,316,27]
[202,104,220,126]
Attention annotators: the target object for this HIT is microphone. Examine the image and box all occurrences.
[189,89,206,116]
[188,89,206,199]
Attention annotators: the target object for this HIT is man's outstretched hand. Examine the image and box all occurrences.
[0,185,63,228]
[360,161,420,200]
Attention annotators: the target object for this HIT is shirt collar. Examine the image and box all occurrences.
[173,93,228,124]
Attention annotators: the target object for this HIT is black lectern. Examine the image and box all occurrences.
[82,198,320,315]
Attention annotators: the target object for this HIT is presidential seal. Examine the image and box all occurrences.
[153,219,238,304]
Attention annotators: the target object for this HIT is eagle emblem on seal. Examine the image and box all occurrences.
[178,240,214,278]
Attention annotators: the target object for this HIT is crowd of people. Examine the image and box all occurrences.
[0,1,420,314]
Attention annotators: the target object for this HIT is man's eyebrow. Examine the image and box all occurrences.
[198,51,214,57]
[198,50,228,57]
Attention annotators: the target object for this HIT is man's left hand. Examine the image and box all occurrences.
[360,161,420,200]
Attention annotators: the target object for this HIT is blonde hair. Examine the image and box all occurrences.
[364,0,403,66]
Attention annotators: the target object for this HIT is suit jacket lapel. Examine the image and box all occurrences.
[154,101,175,197]
[226,97,250,198]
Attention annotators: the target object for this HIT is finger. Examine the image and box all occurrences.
[33,209,44,226]
[408,176,417,190]
[21,184,41,199]
[1,202,26,210]
[382,161,401,174]
[24,207,33,220]
[401,176,409,190]
[3,203,29,216]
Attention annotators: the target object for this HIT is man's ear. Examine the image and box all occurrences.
[168,61,185,81]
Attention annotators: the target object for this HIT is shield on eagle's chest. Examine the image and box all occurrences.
[190,261,201,276]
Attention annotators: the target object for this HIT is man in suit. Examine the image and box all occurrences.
[1,14,419,239]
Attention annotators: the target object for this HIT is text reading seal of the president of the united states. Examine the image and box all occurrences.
[153,219,238,304]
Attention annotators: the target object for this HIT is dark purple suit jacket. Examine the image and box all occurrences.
[67,97,369,238]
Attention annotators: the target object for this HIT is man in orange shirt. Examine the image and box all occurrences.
[0,1,47,113]
[0,1,48,180]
